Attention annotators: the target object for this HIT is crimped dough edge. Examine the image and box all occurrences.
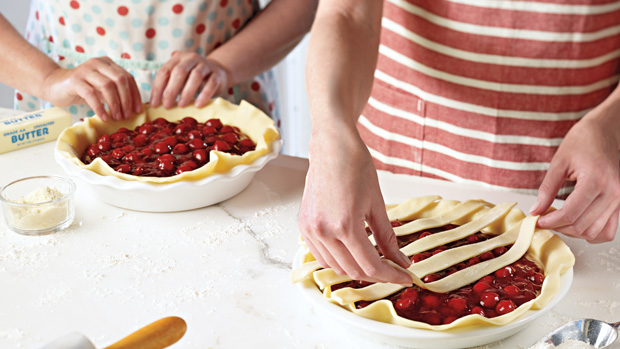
[295,196,575,331]
[55,98,281,184]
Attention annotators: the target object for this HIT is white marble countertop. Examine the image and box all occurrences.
[0,117,618,348]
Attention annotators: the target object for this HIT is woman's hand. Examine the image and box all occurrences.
[150,51,230,109]
[42,57,142,121]
[531,113,620,243]
[298,128,413,285]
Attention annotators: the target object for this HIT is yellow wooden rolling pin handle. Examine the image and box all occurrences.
[104,316,187,349]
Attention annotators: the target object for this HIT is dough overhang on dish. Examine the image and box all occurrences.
[56,98,281,184]
[291,196,575,330]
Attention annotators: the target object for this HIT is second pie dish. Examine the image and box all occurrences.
[54,98,281,212]
[291,196,575,347]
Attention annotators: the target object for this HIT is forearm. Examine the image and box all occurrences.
[306,1,383,136]
[581,84,620,149]
[207,0,317,87]
[0,13,60,99]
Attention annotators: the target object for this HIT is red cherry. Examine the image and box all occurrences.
[188,130,202,140]
[158,160,175,173]
[221,132,238,145]
[111,148,125,159]
[181,117,198,126]
[495,266,515,278]
[87,145,100,157]
[116,164,131,173]
[188,138,206,150]
[133,134,148,147]
[421,294,440,308]
[220,125,234,133]
[480,251,494,261]
[480,275,494,284]
[141,148,154,157]
[533,273,545,285]
[411,252,430,263]
[193,149,208,163]
[423,273,440,283]
[479,292,499,308]
[357,301,372,308]
[139,124,155,135]
[132,166,145,176]
[447,297,468,313]
[493,246,508,256]
[123,152,143,164]
[154,142,170,154]
[175,165,194,174]
[201,125,217,135]
[172,143,189,155]
[98,141,111,152]
[214,140,231,151]
[473,281,491,293]
[238,138,255,148]
[395,298,414,312]
[181,160,198,170]
[157,154,175,163]
[205,118,222,129]
[470,306,486,316]
[467,257,480,266]
[467,234,480,243]
[419,231,432,239]
[162,136,178,147]
[503,285,521,297]
[400,288,419,302]
[174,124,192,134]
[391,220,402,227]
[495,300,516,315]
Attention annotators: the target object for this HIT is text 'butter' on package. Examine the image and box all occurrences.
[0,107,72,154]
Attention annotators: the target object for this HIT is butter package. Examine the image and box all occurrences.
[0,107,72,154]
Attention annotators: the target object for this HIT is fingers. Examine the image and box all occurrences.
[195,73,220,107]
[150,60,173,107]
[531,159,568,215]
[179,64,210,107]
[73,79,109,121]
[367,204,411,269]
[342,231,412,284]
[151,52,228,109]
[68,57,140,120]
[537,179,599,229]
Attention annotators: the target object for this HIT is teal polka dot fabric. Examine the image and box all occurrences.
[17,0,280,128]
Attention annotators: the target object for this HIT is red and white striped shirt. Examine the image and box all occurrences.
[359,0,620,196]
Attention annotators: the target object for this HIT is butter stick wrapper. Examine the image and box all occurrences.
[0,107,72,154]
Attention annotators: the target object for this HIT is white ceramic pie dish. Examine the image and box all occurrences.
[53,99,282,212]
[292,247,573,349]
[54,139,281,212]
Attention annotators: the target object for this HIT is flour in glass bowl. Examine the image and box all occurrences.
[6,186,68,230]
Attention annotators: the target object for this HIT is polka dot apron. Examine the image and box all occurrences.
[16,0,280,127]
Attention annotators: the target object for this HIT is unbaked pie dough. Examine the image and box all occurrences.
[55,98,280,184]
[291,196,575,330]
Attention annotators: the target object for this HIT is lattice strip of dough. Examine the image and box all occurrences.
[330,216,537,304]
[307,201,515,289]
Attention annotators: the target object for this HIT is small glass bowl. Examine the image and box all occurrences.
[0,176,76,236]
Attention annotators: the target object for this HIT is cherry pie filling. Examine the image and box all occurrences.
[80,117,256,177]
[331,223,545,326]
